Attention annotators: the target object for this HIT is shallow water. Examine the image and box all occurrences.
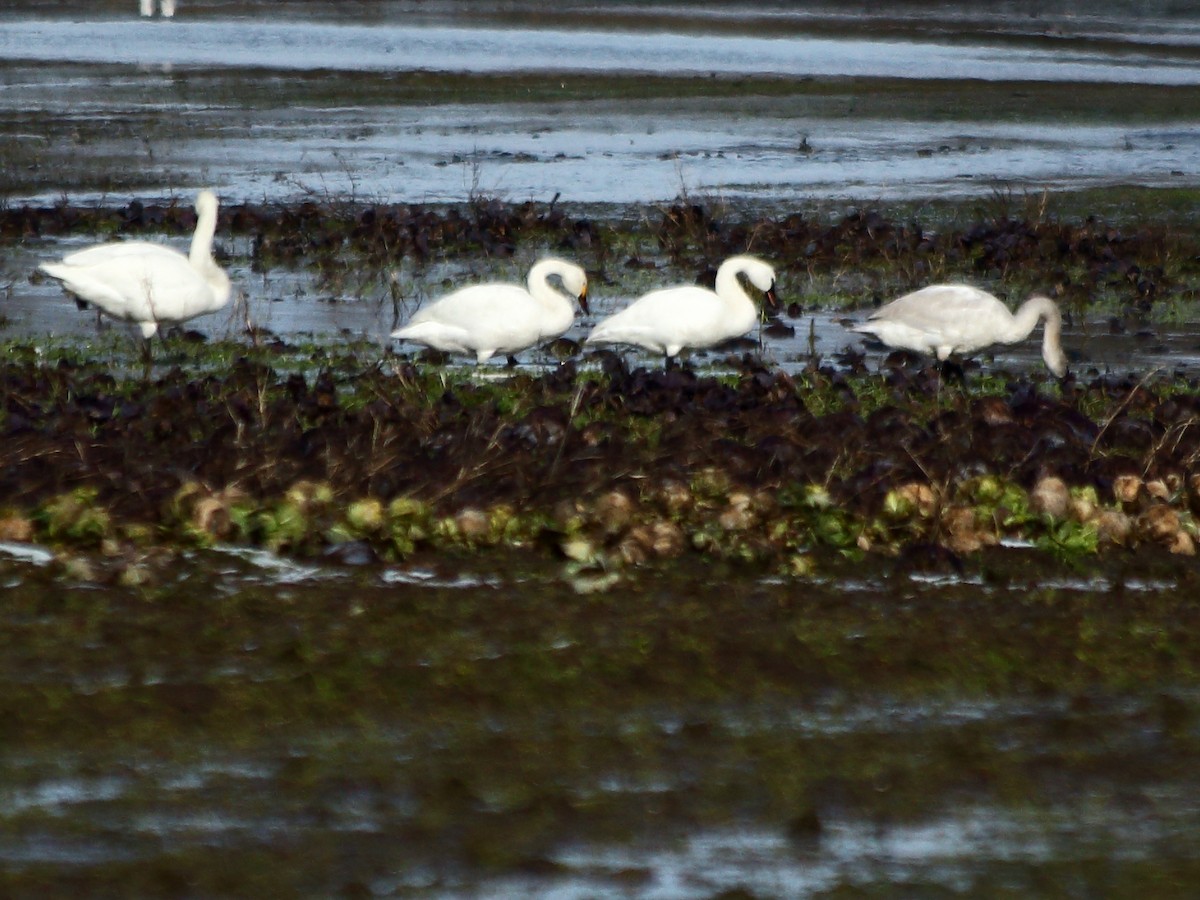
[2,544,1200,896]
[3,0,1199,372]
[8,231,1200,378]
[6,17,1200,83]
[1,1,1198,205]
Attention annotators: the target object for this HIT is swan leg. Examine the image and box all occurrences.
[594,348,628,380]
[139,335,155,380]
[938,358,966,384]
[76,301,108,333]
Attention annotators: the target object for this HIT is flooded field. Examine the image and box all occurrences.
[3,1,1200,897]
[2,0,1200,206]
[4,545,1200,897]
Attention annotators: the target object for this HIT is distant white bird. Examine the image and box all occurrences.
[850,284,1068,377]
[390,258,589,364]
[139,0,176,17]
[585,254,777,361]
[39,189,231,346]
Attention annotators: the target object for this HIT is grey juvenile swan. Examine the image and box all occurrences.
[851,284,1068,377]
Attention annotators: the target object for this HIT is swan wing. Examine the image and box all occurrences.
[868,286,1002,325]
[394,284,547,356]
[858,285,1014,354]
[588,286,735,351]
[57,241,188,267]
[41,249,213,325]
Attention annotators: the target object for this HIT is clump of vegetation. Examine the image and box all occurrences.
[3,337,1200,581]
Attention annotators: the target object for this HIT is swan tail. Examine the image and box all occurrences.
[38,261,70,281]
[391,321,479,356]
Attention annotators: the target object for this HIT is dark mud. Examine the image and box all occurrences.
[3,331,1200,574]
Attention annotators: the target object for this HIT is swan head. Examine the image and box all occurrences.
[1025,293,1068,379]
[559,263,589,314]
[725,255,778,308]
[194,189,219,218]
[1043,342,1068,379]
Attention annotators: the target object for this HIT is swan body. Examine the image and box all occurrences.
[391,258,589,363]
[586,254,777,358]
[851,284,1068,377]
[39,189,230,339]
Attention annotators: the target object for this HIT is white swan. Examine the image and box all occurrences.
[390,258,589,364]
[585,254,777,360]
[850,284,1068,377]
[139,0,176,17]
[39,189,231,341]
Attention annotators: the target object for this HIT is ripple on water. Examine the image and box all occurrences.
[523,798,1199,899]
[208,545,336,585]
[1,775,128,816]
[0,541,54,566]
[380,565,504,590]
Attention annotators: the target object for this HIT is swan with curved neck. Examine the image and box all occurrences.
[39,189,231,341]
[585,254,778,360]
[390,258,589,364]
[851,284,1068,377]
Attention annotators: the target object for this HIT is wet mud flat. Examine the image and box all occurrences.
[5,2,1200,890]
[3,2,1200,208]
[5,195,1200,895]
[3,546,1200,897]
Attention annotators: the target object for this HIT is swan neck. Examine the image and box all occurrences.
[715,260,755,309]
[527,260,574,309]
[189,200,218,266]
[1016,294,1067,375]
[1013,295,1061,340]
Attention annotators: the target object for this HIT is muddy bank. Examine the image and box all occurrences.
[5,200,1200,897]
[3,336,1200,581]
[7,195,1200,575]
